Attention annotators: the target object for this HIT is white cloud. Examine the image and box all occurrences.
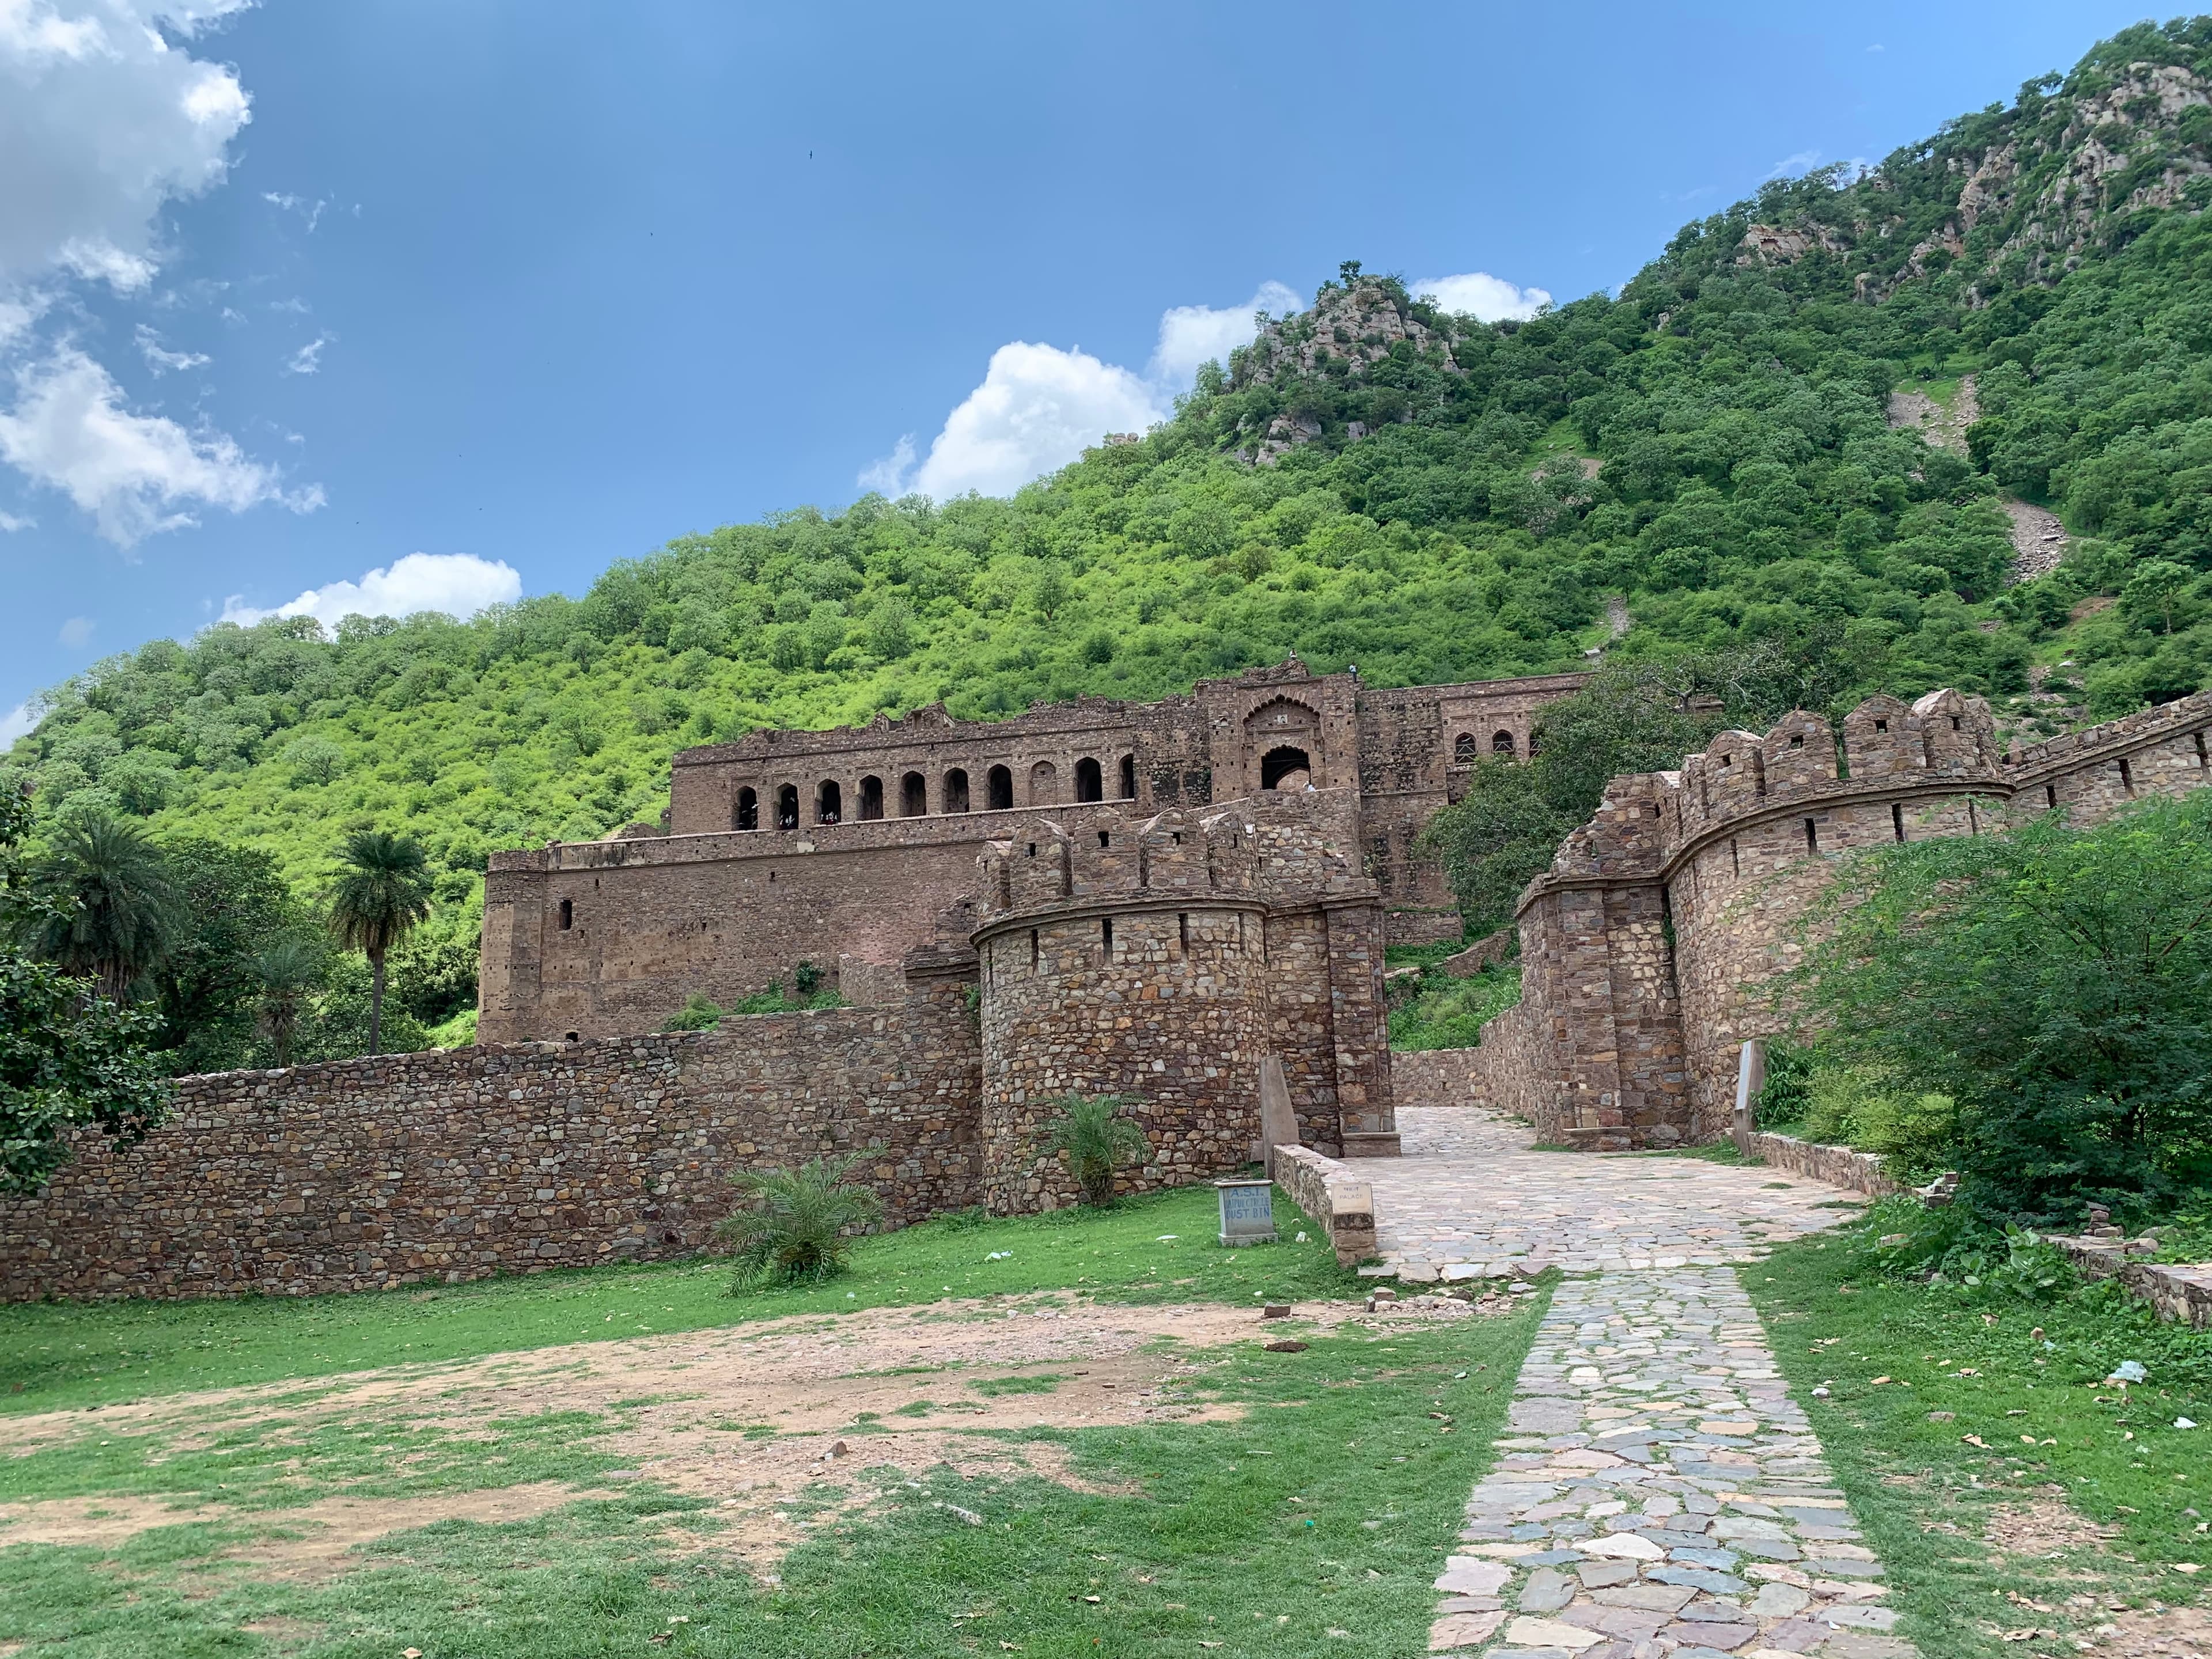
[134,323,207,375]
[0,699,37,746]
[1766,149,1823,180]
[220,552,524,631]
[862,280,1302,500]
[879,341,1167,501]
[0,346,323,546]
[1147,280,1302,387]
[57,615,93,647]
[1412,271,1553,322]
[0,509,31,531]
[281,334,328,376]
[0,1,255,289]
[262,191,327,232]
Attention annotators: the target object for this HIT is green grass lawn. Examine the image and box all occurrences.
[0,1186,1556,1659]
[0,1187,1361,1416]
[1748,1202,2211,1657]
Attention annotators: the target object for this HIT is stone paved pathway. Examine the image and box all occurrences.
[1431,1268,1914,1656]
[1373,1107,1912,1654]
[1365,1107,1866,1281]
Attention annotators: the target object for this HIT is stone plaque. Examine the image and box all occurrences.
[1216,1179,1277,1247]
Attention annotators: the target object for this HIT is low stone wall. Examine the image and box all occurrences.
[1460,1001,1554,1134]
[1385,908,1464,947]
[1391,1049,1486,1112]
[2047,1237,2212,1330]
[1438,927,1513,978]
[1272,1145,1378,1266]
[1740,1130,1899,1198]
[1,988,980,1303]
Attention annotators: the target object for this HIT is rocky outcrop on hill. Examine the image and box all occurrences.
[1717,56,2212,303]
[1226,277,1463,464]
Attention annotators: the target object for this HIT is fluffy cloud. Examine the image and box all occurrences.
[0,1,253,289]
[281,335,328,376]
[0,699,37,746]
[1148,280,1302,387]
[0,347,323,546]
[864,281,1300,501]
[1412,271,1552,322]
[220,552,524,631]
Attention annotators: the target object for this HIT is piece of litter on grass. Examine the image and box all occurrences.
[2108,1361,2148,1384]
[847,1292,855,1299]
[1156,1235,1177,1241]
[985,1252,1011,1261]
[2177,1418,2199,1430]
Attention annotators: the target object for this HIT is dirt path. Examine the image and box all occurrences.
[1887,373,2071,582]
[0,1290,1484,1582]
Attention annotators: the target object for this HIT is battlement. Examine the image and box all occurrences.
[972,788,1369,923]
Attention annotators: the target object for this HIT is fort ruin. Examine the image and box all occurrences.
[3,663,2208,1302]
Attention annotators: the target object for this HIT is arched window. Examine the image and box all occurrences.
[1118,755,1137,799]
[817,779,842,824]
[857,775,884,820]
[735,786,758,831]
[900,771,927,816]
[944,768,971,813]
[775,784,799,829]
[1493,730,1517,756]
[1260,745,1310,790]
[1074,756,1103,802]
[987,764,1013,810]
[1029,760,1059,805]
[1453,733,1479,763]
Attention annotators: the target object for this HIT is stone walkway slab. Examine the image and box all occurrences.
[1366,1107,1866,1280]
[1435,1266,1916,1657]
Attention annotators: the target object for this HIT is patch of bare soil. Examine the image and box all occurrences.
[2004,496,2071,582]
[1986,1497,2120,1559]
[2084,1603,2212,1657]
[0,1293,1445,1582]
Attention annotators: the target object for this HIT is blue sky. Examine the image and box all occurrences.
[0,0,2163,736]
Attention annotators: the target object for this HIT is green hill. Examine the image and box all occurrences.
[8,18,2212,1071]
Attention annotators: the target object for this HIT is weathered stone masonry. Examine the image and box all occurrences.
[1469,687,2212,1149]
[1,982,980,1302]
[480,658,1586,1043]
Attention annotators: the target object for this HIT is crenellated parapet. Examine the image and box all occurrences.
[1475,685,2212,1154]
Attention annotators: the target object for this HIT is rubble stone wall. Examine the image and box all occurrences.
[1457,687,2212,1149]
[0,984,980,1304]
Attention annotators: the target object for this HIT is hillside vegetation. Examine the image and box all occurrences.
[6,21,2212,1073]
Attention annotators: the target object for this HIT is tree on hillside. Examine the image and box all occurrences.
[147,836,299,1074]
[0,792,172,1194]
[31,812,179,1002]
[328,831,433,1056]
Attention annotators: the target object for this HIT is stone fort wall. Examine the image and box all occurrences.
[481,658,1585,1044]
[1467,687,2212,1147]
[0,982,980,1303]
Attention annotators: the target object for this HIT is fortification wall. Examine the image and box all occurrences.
[0,983,981,1303]
[1451,687,2212,1147]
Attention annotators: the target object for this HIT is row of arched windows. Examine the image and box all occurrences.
[733,754,1138,830]
[1453,730,1525,762]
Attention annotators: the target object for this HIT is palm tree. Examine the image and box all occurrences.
[1040,1094,1152,1207]
[715,1154,884,1287]
[252,937,325,1067]
[33,812,179,1002]
[328,831,433,1055]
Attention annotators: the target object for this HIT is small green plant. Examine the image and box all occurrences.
[1040,1093,1151,1207]
[969,1372,1067,1397]
[793,959,824,995]
[715,1153,885,1288]
[662,993,724,1032]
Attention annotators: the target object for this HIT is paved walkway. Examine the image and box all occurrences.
[1364,1107,1865,1280]
[1373,1108,1914,1655]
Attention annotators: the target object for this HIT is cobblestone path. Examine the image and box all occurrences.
[1365,1107,1866,1281]
[1431,1268,1913,1656]
[1379,1109,1912,1654]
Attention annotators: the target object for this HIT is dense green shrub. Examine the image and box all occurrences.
[1800,793,2212,1220]
[715,1154,884,1287]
